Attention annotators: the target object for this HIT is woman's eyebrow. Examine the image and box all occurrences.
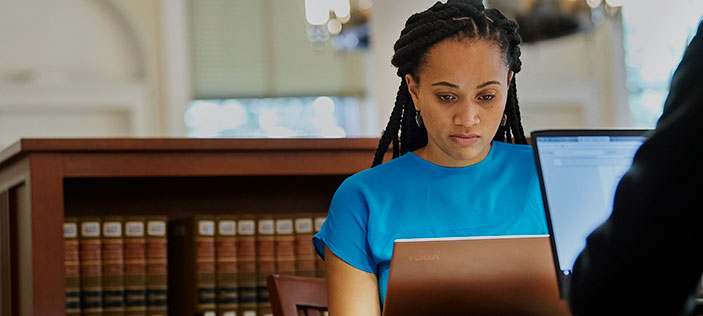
[431,81,502,89]
[476,80,501,89]
[431,81,459,88]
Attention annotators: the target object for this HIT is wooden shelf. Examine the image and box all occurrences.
[0,137,385,316]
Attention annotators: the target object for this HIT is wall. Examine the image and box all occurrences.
[0,0,166,150]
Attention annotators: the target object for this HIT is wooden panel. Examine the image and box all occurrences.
[61,151,375,177]
[0,138,384,169]
[2,138,378,153]
[0,157,28,316]
[0,142,21,171]
[15,183,31,316]
[27,154,64,316]
[8,188,18,316]
[64,176,344,219]
[0,190,9,316]
[0,160,29,195]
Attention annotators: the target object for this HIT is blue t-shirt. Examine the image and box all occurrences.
[313,141,548,304]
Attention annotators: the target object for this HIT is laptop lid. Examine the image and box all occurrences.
[531,129,649,299]
[382,235,572,316]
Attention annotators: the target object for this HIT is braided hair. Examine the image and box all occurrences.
[373,0,526,167]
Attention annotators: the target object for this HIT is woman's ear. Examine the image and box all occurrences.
[508,71,514,86]
[405,73,421,111]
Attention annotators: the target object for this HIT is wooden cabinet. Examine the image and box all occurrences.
[0,138,383,316]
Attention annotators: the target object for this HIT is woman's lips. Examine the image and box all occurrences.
[449,134,480,146]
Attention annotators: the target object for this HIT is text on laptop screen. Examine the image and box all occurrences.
[536,135,645,276]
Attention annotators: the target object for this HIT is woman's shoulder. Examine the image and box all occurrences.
[343,153,416,185]
[493,141,535,160]
[493,140,533,153]
[491,141,537,170]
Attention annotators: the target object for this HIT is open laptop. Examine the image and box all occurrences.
[382,235,572,316]
[531,129,649,299]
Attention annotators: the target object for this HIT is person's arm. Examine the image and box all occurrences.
[325,246,381,316]
[568,21,703,315]
[312,176,382,315]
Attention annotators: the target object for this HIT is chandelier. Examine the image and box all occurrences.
[304,0,371,45]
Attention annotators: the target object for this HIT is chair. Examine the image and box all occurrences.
[267,274,328,316]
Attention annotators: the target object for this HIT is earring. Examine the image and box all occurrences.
[500,114,507,126]
[415,111,424,127]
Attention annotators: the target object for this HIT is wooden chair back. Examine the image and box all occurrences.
[267,274,328,316]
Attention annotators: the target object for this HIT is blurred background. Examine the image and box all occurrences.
[0,0,701,149]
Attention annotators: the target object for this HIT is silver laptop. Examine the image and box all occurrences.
[383,235,572,316]
[531,129,649,299]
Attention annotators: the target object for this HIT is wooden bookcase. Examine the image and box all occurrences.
[0,138,385,316]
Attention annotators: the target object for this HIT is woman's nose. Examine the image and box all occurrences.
[453,103,480,127]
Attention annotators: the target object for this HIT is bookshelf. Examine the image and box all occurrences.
[0,138,385,316]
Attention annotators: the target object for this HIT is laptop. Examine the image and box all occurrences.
[531,129,649,299]
[382,235,572,316]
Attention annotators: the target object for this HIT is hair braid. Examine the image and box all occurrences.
[373,81,408,166]
[374,0,529,166]
[507,77,527,144]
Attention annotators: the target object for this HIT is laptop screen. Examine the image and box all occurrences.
[531,130,648,297]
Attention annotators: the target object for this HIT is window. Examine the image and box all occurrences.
[622,1,703,127]
[187,0,368,138]
[186,96,361,138]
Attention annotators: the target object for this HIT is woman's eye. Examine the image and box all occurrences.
[478,94,495,101]
[438,94,456,102]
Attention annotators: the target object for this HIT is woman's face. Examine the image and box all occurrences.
[406,38,512,167]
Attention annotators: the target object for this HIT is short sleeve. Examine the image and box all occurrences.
[526,172,549,234]
[312,178,377,274]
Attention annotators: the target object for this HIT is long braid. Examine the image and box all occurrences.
[374,0,528,166]
[400,84,411,158]
[487,7,527,144]
[373,81,408,166]
[507,78,527,144]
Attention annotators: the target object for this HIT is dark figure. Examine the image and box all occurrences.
[569,21,703,316]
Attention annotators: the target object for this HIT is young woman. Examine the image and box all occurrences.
[313,1,547,314]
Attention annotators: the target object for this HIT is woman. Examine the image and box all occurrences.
[313,0,547,314]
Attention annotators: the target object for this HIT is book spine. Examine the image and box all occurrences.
[294,215,316,277]
[124,217,147,316]
[146,217,168,316]
[237,217,258,316]
[196,217,217,315]
[275,217,296,276]
[102,217,125,316]
[80,217,103,316]
[216,216,239,316]
[313,214,327,278]
[256,216,275,316]
[65,217,81,316]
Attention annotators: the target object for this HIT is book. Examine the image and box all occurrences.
[237,215,258,316]
[215,216,239,316]
[256,215,275,316]
[170,216,216,316]
[313,214,327,278]
[102,217,125,316]
[124,217,147,316]
[80,217,103,316]
[146,217,168,316]
[274,216,296,276]
[65,217,81,316]
[293,214,316,277]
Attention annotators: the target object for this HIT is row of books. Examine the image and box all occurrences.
[64,216,168,316]
[64,214,327,316]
